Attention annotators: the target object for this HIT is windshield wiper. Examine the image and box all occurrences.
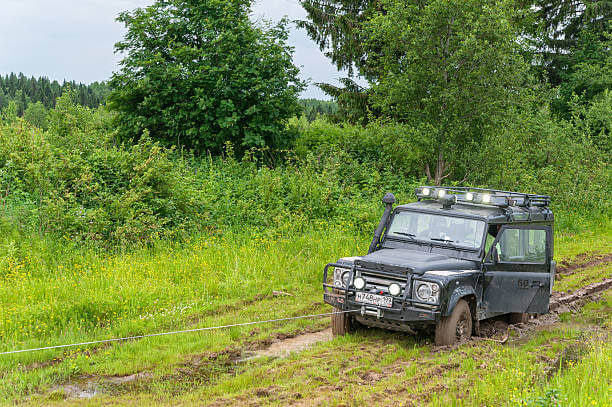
[394,232,416,239]
[430,237,455,243]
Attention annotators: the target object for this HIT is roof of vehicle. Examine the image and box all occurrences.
[396,200,554,224]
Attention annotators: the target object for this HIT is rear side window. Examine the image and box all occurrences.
[497,228,546,263]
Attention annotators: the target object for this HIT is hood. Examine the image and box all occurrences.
[354,248,478,275]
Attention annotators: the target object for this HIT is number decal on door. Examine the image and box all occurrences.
[518,279,529,289]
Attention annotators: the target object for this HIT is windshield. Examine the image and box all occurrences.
[386,211,486,249]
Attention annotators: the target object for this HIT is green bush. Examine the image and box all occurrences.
[1,91,609,248]
[0,94,205,245]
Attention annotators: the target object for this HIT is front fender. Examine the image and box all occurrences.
[444,285,477,317]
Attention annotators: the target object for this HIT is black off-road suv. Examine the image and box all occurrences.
[323,187,555,345]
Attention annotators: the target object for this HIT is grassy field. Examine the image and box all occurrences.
[0,222,611,405]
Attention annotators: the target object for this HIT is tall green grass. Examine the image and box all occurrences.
[0,225,366,357]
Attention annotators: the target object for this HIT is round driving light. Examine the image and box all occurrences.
[417,283,432,300]
[465,192,474,201]
[422,187,430,196]
[482,194,491,203]
[438,189,446,198]
[353,277,366,290]
[431,283,439,293]
[341,271,350,287]
[389,283,401,296]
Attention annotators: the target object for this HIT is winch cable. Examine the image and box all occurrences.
[0,309,360,356]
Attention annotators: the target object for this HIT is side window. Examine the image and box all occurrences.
[497,228,546,263]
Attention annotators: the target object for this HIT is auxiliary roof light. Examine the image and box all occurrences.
[482,194,491,204]
[465,192,474,201]
[422,187,431,196]
[437,189,447,198]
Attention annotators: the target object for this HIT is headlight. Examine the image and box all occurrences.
[414,281,440,304]
[333,267,350,288]
[388,283,401,296]
[417,284,432,299]
[353,277,366,290]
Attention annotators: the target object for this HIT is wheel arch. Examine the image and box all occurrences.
[444,285,477,318]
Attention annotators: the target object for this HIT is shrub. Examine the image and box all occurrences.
[0,95,204,245]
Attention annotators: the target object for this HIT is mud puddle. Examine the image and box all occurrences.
[241,328,332,361]
[50,372,153,399]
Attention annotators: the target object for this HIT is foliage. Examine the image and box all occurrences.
[0,93,204,245]
[569,89,612,153]
[109,0,304,154]
[523,0,612,86]
[0,72,109,111]
[297,98,339,121]
[292,118,430,181]
[363,0,530,184]
[0,94,420,246]
[298,0,377,76]
[297,0,379,121]
[23,101,49,130]
[553,27,612,119]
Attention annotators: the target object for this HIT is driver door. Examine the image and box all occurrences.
[482,225,552,314]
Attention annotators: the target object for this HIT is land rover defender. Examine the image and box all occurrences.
[323,187,555,345]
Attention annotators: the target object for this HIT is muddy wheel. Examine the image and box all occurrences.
[331,307,352,336]
[435,299,472,346]
[508,313,529,324]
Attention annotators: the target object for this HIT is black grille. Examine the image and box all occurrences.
[355,265,411,297]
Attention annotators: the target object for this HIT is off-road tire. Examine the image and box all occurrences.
[435,299,472,346]
[508,313,530,324]
[331,307,352,336]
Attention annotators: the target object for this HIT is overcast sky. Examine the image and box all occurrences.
[0,0,346,99]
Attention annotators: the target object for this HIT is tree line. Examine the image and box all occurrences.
[298,99,339,121]
[0,73,109,115]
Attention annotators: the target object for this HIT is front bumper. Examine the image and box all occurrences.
[323,263,441,323]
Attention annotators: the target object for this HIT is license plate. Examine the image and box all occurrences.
[355,292,393,308]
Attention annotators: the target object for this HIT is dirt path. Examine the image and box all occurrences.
[49,252,612,403]
[243,329,332,360]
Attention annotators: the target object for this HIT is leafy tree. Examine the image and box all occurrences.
[23,101,49,130]
[553,27,612,117]
[524,1,612,86]
[363,0,530,184]
[109,0,304,153]
[1,101,18,123]
[0,88,7,110]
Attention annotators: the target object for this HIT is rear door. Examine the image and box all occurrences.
[482,225,552,313]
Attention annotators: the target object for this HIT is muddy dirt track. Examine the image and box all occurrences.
[49,252,612,405]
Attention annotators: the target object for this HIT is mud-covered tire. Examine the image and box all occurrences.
[508,313,530,324]
[331,307,352,336]
[435,299,472,346]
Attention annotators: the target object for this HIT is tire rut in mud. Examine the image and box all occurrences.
[556,252,612,279]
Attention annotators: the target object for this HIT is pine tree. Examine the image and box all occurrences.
[297,0,380,121]
[525,1,612,85]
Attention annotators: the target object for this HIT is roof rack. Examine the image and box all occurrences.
[415,186,551,208]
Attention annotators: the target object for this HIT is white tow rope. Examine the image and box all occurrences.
[0,310,358,356]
